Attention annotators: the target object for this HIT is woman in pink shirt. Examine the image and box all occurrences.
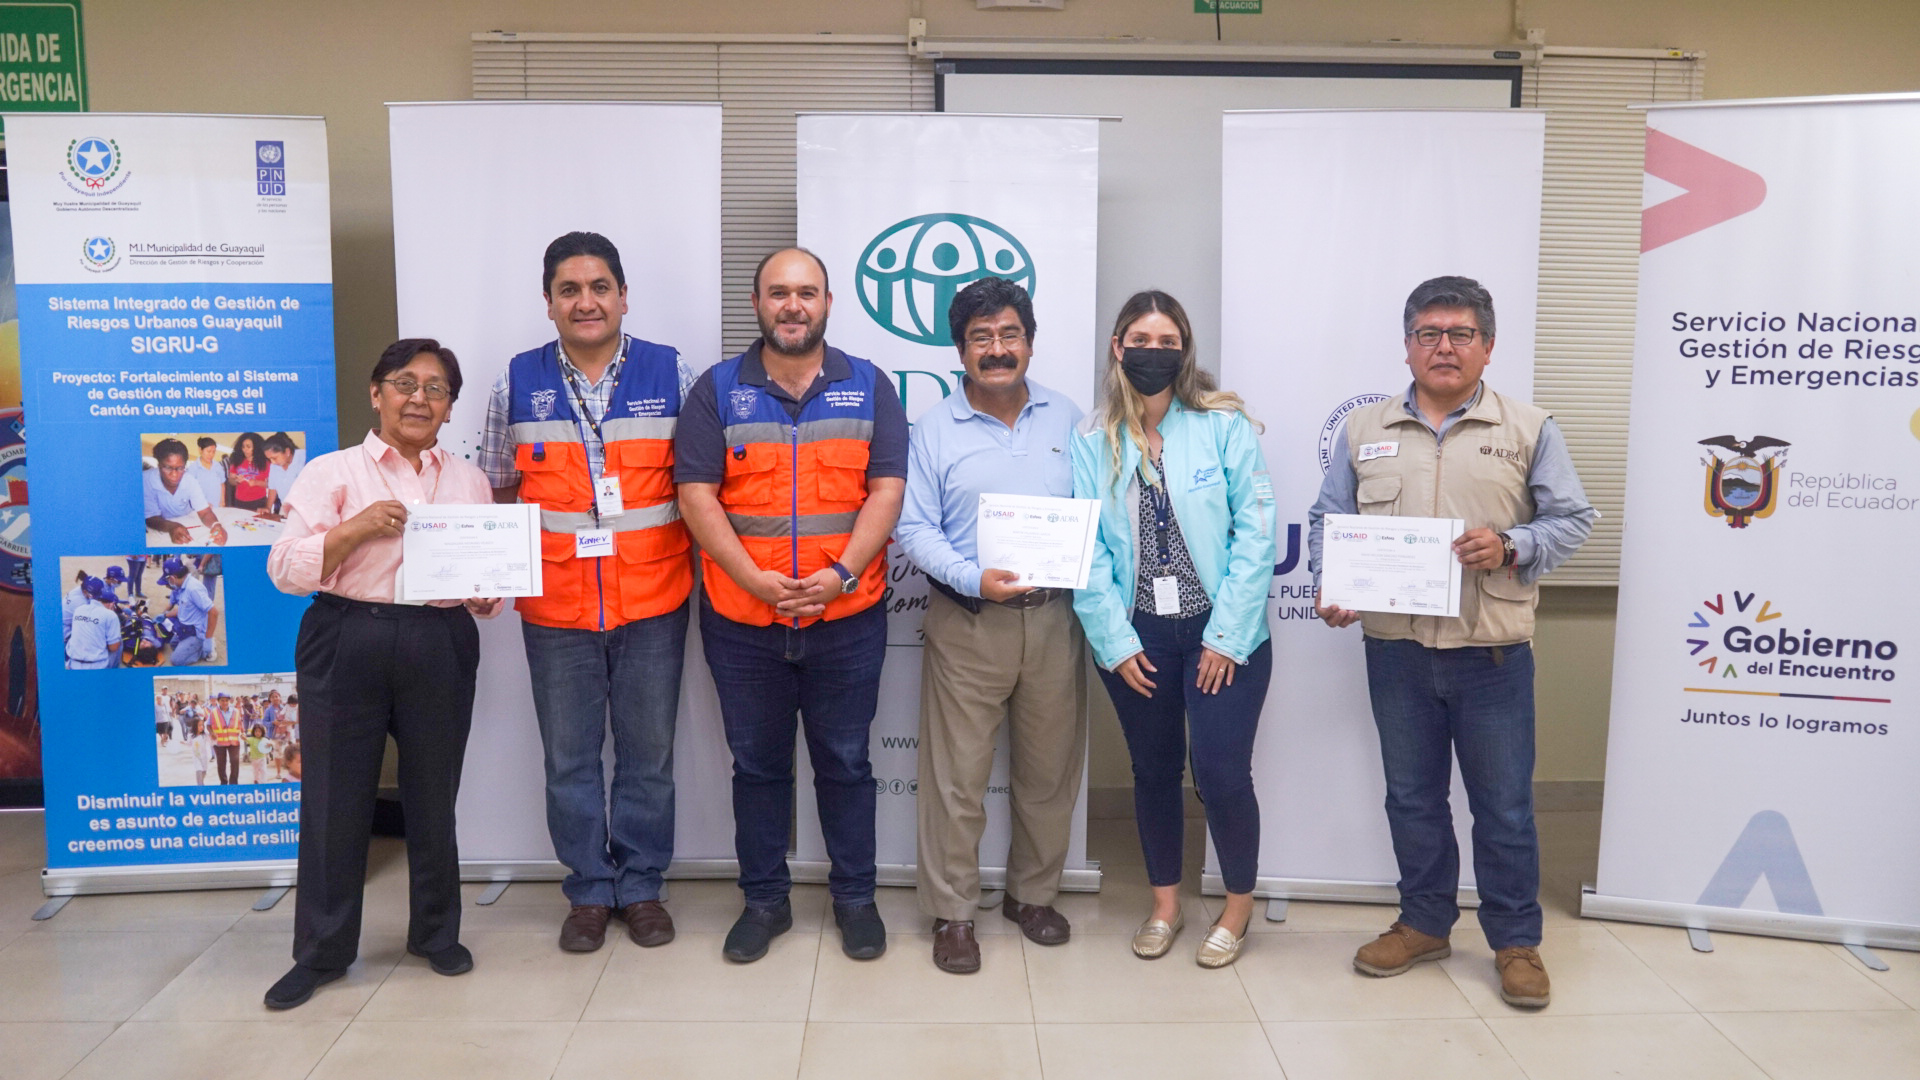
[263,338,500,1011]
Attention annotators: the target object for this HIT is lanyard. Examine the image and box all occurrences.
[559,336,628,447]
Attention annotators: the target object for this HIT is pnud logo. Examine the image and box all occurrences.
[856,213,1034,347]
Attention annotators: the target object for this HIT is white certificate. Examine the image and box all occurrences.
[400,503,544,602]
[1320,513,1465,618]
[976,493,1101,590]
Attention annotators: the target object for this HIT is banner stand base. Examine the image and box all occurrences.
[1580,884,1920,952]
[42,859,297,898]
[1203,872,1479,909]
[463,858,1104,893]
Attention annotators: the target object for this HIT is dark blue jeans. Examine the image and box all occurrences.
[1363,636,1541,949]
[700,599,886,908]
[522,602,688,908]
[1095,611,1270,895]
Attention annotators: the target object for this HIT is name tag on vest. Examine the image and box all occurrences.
[575,529,615,558]
[1358,441,1399,462]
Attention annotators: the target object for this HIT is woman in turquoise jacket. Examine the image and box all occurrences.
[1072,290,1276,969]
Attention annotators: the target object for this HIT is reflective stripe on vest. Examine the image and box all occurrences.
[703,347,889,627]
[505,338,693,631]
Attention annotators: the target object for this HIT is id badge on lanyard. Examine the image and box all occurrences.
[1146,474,1180,616]
[594,475,625,519]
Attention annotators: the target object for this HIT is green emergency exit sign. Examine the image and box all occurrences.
[1195,0,1262,12]
[0,2,86,125]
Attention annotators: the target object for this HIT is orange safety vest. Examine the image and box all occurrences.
[207,707,242,746]
[702,345,888,627]
[506,338,692,631]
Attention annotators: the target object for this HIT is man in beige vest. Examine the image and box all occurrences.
[1309,276,1595,1008]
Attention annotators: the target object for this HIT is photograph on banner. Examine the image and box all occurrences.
[58,554,226,669]
[141,430,307,546]
[155,671,298,789]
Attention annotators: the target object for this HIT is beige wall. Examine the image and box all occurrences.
[78,0,1920,787]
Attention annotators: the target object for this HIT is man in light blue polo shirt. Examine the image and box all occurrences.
[66,578,121,669]
[143,438,228,546]
[161,558,219,666]
[894,276,1087,975]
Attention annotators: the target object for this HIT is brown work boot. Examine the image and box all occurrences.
[559,905,611,952]
[1353,922,1451,976]
[1496,946,1551,1007]
[932,918,981,974]
[620,900,675,948]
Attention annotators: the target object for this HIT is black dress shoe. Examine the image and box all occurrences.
[723,901,794,963]
[407,941,474,976]
[263,964,346,1010]
[834,901,887,960]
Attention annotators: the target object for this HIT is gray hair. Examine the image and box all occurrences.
[1402,276,1496,340]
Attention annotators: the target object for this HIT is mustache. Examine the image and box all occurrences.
[977,356,1019,371]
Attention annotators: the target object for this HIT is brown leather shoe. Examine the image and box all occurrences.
[932,918,981,974]
[620,900,675,948]
[1001,897,1071,945]
[559,905,611,952]
[1353,922,1451,976]
[1496,945,1551,1007]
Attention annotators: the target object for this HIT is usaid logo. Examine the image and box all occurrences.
[408,520,450,532]
[256,141,286,196]
[1319,394,1390,472]
[856,213,1035,347]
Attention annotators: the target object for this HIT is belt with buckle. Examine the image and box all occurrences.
[929,578,1064,614]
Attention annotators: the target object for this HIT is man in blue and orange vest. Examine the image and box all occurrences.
[676,247,908,964]
[480,231,696,954]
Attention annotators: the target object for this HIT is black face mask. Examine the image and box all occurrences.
[1120,347,1182,396]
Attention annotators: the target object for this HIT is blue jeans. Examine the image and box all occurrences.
[699,599,886,908]
[1095,611,1270,895]
[170,632,210,666]
[522,602,688,908]
[1363,636,1541,949]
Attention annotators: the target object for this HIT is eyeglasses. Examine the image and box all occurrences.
[964,330,1027,350]
[381,378,451,401]
[1411,327,1488,348]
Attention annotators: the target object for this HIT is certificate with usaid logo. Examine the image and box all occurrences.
[400,503,543,602]
[1321,513,1465,618]
[977,494,1101,590]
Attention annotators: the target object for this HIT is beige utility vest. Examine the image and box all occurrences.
[1345,386,1549,647]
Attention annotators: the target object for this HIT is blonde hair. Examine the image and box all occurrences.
[1097,290,1259,489]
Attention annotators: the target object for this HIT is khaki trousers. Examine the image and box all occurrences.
[916,587,1088,923]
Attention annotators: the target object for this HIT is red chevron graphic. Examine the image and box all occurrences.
[1641,129,1767,252]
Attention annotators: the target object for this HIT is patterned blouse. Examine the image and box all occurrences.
[1133,448,1211,617]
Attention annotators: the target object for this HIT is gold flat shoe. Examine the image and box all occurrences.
[1132,910,1185,959]
[1195,921,1246,968]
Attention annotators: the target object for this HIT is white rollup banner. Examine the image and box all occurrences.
[794,112,1100,890]
[387,102,734,880]
[1589,94,1920,948]
[1217,109,1543,901]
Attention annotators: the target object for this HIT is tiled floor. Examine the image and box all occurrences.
[2,808,1915,1079]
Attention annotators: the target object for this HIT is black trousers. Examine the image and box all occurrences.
[292,593,479,971]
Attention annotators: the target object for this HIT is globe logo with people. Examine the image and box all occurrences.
[855,213,1035,347]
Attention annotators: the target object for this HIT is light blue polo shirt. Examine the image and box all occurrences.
[67,601,117,665]
[170,575,215,633]
[143,467,210,521]
[895,376,1083,597]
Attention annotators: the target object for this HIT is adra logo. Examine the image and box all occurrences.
[856,213,1035,347]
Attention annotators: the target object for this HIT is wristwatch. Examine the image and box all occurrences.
[828,561,859,594]
[1497,533,1517,567]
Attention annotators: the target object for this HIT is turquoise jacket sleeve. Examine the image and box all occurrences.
[1199,412,1277,665]
[1070,429,1145,671]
